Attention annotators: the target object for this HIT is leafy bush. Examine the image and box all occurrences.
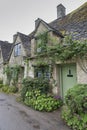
[24,90,63,112]
[1,85,18,93]
[65,84,87,114]
[2,85,9,93]
[21,77,62,111]
[21,77,49,100]
[0,84,3,88]
[9,86,18,93]
[0,79,3,84]
[62,106,87,130]
[62,84,87,130]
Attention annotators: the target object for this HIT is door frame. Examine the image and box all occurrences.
[60,63,77,98]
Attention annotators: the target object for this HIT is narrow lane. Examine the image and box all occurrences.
[0,93,71,130]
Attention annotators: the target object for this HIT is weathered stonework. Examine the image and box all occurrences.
[77,61,87,84]
[9,36,26,67]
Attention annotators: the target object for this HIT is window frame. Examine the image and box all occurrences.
[14,43,21,57]
[35,66,50,79]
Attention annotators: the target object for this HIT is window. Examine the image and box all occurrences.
[35,66,50,79]
[14,43,21,56]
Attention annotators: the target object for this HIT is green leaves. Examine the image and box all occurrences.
[62,84,87,130]
[4,65,21,86]
[24,90,63,112]
[21,77,49,101]
[21,77,63,112]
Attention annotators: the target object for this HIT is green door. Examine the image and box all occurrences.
[61,64,77,98]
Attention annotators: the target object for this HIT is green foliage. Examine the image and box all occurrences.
[0,84,3,88]
[34,35,87,81]
[0,79,3,84]
[47,38,87,62]
[21,77,49,101]
[4,65,12,85]
[4,65,21,87]
[36,34,87,62]
[36,32,48,53]
[9,86,18,93]
[2,85,9,93]
[24,90,63,112]
[1,85,18,93]
[62,106,87,130]
[62,84,87,130]
[21,77,62,111]
[65,84,87,114]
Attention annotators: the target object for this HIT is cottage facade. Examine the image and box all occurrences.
[4,32,31,87]
[0,3,87,97]
[28,2,87,98]
[0,41,12,81]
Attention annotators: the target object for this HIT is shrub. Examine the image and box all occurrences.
[62,84,87,130]
[9,86,18,93]
[1,85,18,93]
[24,90,63,112]
[21,77,49,100]
[0,84,3,88]
[2,85,9,93]
[62,106,87,130]
[65,84,87,114]
[0,79,3,84]
[21,77,62,112]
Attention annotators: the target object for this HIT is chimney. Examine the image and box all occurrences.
[57,4,66,19]
[35,18,41,28]
[13,34,17,42]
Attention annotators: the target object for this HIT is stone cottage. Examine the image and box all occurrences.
[0,2,87,98]
[27,2,87,98]
[0,41,12,81]
[4,32,31,87]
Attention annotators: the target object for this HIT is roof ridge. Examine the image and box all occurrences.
[17,32,29,38]
[50,2,87,25]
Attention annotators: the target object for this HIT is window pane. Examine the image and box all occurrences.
[14,44,21,56]
[38,72,42,77]
[14,45,18,56]
[18,44,21,55]
[45,72,50,79]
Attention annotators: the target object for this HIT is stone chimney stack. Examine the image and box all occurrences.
[57,4,66,19]
[35,18,41,28]
[13,34,17,42]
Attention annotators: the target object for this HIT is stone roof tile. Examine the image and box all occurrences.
[50,2,87,40]
[0,41,12,62]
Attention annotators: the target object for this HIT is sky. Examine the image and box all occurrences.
[0,0,87,42]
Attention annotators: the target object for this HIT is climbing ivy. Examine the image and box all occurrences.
[32,33,87,80]
[36,32,48,53]
[4,65,22,87]
[36,33,87,62]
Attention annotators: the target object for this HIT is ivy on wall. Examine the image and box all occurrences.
[4,65,22,87]
[33,32,87,79]
[36,32,48,53]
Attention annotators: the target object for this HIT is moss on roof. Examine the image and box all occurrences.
[50,2,87,39]
[60,2,87,25]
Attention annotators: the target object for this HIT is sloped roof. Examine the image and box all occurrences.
[17,32,31,56]
[10,32,31,57]
[50,2,87,40]
[0,41,12,62]
[29,18,64,38]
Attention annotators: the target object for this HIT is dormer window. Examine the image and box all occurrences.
[14,43,21,56]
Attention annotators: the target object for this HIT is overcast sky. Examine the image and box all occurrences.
[0,0,87,42]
